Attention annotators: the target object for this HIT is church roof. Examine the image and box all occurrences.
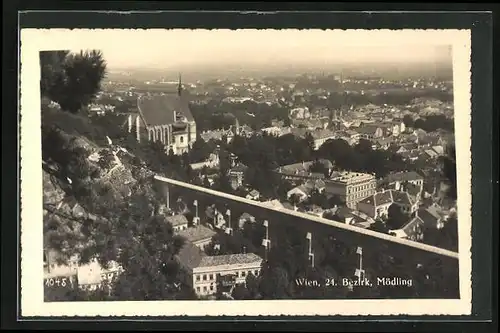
[137,92,194,127]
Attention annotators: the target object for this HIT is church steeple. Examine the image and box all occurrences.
[177,73,183,96]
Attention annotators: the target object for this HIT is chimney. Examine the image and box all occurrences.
[173,110,177,123]
[242,246,246,254]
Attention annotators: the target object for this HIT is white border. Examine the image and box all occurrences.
[20,29,472,317]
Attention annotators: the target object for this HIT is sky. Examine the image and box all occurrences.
[39,29,453,71]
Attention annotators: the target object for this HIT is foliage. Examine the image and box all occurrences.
[386,204,410,230]
[40,50,107,113]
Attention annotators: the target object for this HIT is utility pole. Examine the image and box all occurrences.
[193,200,200,225]
[306,232,314,268]
[355,246,365,283]
[225,209,233,236]
[262,220,271,261]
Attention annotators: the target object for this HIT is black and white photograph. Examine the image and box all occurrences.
[20,28,472,316]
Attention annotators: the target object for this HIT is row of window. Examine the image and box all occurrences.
[196,285,214,293]
[347,183,375,194]
[347,191,372,201]
[195,269,260,283]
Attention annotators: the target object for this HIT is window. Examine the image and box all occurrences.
[248,271,252,276]
[210,285,214,291]
[196,275,200,281]
[180,136,184,143]
[209,274,214,280]
[254,270,259,276]
[196,287,200,292]
[203,286,207,292]
[241,271,246,277]
[203,274,207,281]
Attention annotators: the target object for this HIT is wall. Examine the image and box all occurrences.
[153,176,459,285]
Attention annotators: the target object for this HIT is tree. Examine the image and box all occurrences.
[289,193,302,209]
[368,219,389,234]
[403,115,414,128]
[189,139,212,163]
[259,266,290,299]
[386,204,409,230]
[40,50,107,113]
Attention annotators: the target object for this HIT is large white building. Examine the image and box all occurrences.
[176,243,263,297]
[325,172,377,209]
[128,75,197,155]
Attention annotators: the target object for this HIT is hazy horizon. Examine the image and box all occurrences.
[41,29,453,72]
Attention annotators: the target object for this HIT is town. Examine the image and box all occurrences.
[41,46,458,302]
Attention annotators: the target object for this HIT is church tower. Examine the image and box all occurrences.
[177,73,183,96]
[234,117,240,135]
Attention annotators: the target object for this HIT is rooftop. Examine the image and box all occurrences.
[178,225,216,243]
[385,171,424,183]
[137,93,193,127]
[166,214,189,227]
[331,171,374,183]
[198,253,263,268]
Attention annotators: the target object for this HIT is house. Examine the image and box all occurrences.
[383,171,424,189]
[238,213,256,229]
[388,215,425,241]
[228,163,248,190]
[325,206,374,229]
[356,125,384,140]
[205,206,228,229]
[431,145,445,156]
[306,205,325,217]
[166,214,189,232]
[342,130,361,145]
[311,129,336,150]
[424,149,439,159]
[417,205,447,230]
[357,189,419,219]
[245,189,260,201]
[178,225,217,251]
[287,185,310,203]
[373,137,393,150]
[304,178,326,193]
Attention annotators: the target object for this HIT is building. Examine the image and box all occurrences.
[324,172,377,209]
[176,244,263,297]
[178,225,217,251]
[130,75,197,155]
[357,189,419,219]
[228,163,248,190]
[77,259,123,291]
[356,125,384,140]
[166,214,189,232]
[245,189,260,201]
[417,205,447,230]
[44,250,123,292]
[311,129,336,150]
[388,215,425,241]
[383,171,424,190]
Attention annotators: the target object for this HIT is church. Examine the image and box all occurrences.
[127,75,197,155]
